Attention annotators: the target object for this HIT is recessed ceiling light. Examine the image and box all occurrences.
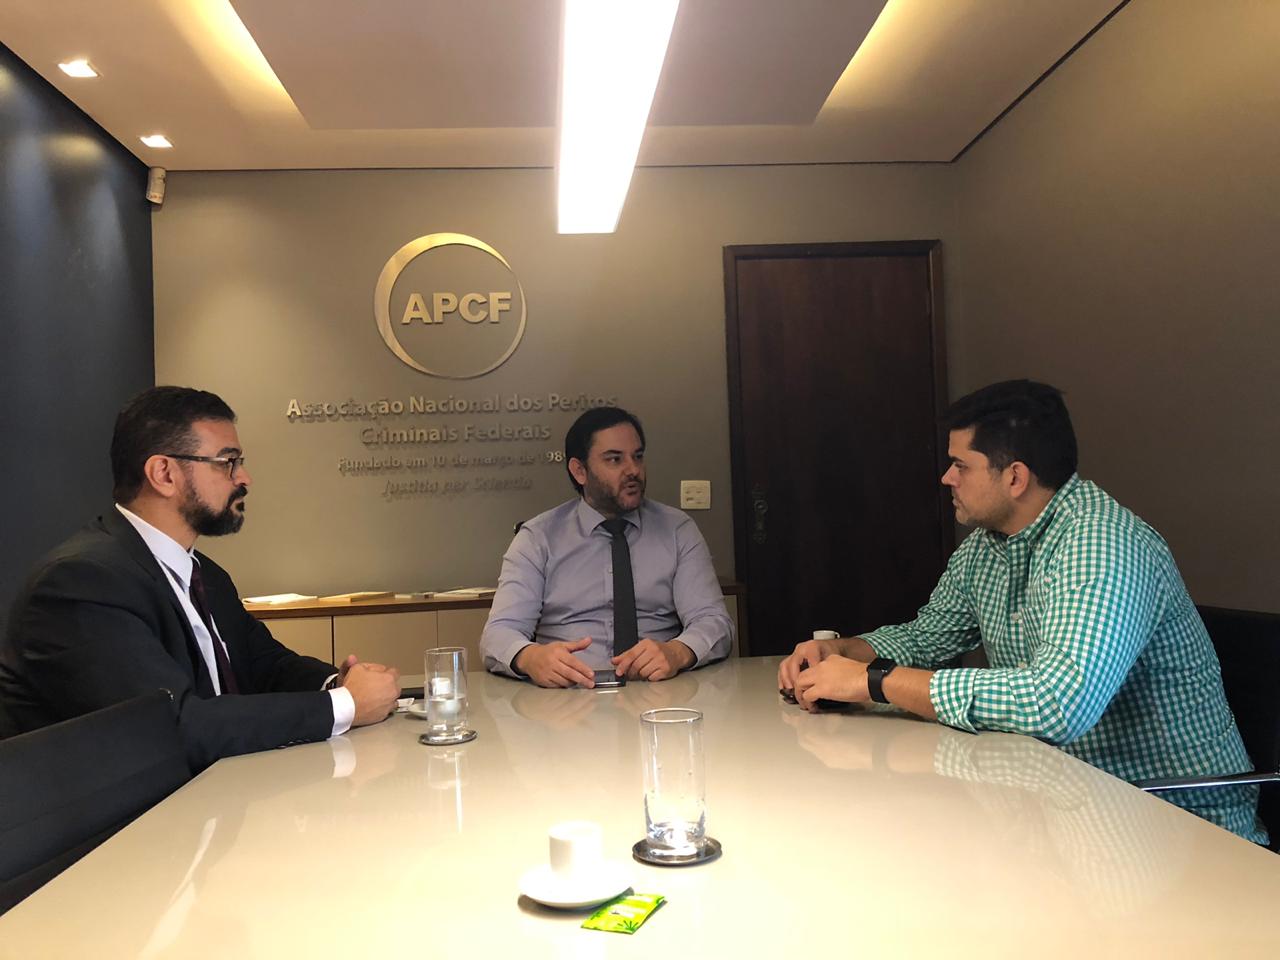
[140,134,173,149]
[557,0,680,234]
[58,59,99,79]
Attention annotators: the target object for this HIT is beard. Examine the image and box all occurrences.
[583,470,645,518]
[957,495,1013,533]
[180,484,248,537]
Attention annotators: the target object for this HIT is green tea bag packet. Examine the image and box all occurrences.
[581,893,665,934]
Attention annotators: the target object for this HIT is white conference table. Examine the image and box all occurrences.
[4,657,1280,958]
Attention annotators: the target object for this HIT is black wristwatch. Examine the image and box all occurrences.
[867,657,898,704]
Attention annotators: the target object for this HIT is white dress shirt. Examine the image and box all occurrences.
[115,505,354,736]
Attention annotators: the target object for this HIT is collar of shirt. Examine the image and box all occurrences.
[115,503,196,589]
[573,497,643,538]
[981,473,1081,558]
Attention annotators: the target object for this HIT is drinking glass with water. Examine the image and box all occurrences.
[423,646,471,744]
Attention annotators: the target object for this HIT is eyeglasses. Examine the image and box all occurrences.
[165,453,247,478]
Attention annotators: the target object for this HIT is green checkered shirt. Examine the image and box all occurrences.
[864,475,1265,842]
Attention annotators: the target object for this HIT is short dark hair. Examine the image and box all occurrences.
[563,406,646,493]
[110,386,237,503]
[944,380,1077,490]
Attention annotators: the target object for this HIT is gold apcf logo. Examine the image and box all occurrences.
[374,233,527,379]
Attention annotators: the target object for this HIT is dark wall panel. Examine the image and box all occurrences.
[0,43,153,631]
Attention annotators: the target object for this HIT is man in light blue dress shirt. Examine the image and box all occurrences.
[481,407,734,686]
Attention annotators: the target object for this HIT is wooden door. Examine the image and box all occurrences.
[724,241,952,656]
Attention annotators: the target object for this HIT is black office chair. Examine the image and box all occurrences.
[1136,606,1280,850]
[0,691,192,914]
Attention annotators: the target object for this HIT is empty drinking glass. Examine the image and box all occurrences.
[638,707,718,862]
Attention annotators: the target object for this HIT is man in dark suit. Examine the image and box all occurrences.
[0,386,400,771]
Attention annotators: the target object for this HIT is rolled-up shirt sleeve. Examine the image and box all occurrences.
[669,517,734,666]
[929,524,1160,743]
[480,527,547,677]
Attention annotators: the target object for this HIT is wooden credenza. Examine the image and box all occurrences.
[245,584,747,674]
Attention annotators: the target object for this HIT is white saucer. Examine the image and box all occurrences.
[518,861,631,910]
[405,702,429,719]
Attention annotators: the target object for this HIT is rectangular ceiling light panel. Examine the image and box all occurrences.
[58,59,99,78]
[557,0,680,234]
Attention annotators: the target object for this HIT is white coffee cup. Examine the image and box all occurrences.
[812,630,839,640]
[548,821,604,878]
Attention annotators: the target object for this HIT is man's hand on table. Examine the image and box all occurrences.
[611,638,694,681]
[788,653,939,721]
[514,637,596,688]
[336,653,359,683]
[777,638,843,695]
[778,635,878,697]
[794,655,869,711]
[342,660,401,726]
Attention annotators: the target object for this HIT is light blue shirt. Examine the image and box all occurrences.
[481,498,734,676]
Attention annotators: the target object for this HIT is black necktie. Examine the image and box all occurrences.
[602,517,639,656]
[189,560,240,695]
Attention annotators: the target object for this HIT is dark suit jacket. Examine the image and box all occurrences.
[0,510,336,770]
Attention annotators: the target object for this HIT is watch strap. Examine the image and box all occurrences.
[867,657,897,704]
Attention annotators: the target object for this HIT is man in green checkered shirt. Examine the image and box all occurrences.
[779,380,1265,843]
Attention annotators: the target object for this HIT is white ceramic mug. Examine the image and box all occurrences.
[548,821,605,878]
[812,629,839,641]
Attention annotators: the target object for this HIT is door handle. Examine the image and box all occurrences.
[751,486,768,544]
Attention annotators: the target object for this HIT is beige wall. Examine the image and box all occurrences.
[153,0,1279,613]
[153,164,951,596]
[949,0,1279,610]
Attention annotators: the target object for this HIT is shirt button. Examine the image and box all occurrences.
[607,567,613,574]
[1010,610,1022,623]
[1017,661,1028,669]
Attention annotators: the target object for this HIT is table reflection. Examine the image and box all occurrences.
[425,746,470,834]
[784,708,1198,916]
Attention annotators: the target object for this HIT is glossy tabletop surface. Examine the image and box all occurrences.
[4,657,1280,957]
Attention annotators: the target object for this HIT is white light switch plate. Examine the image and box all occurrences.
[680,480,711,510]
